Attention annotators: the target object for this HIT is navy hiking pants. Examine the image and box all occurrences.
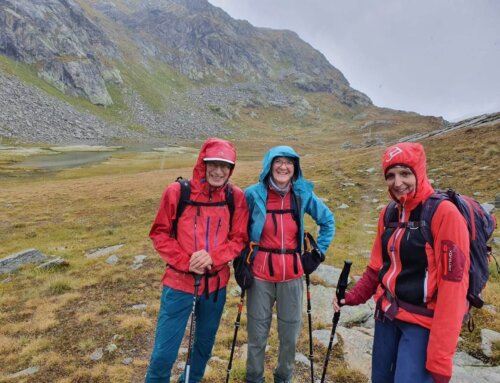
[372,318,433,383]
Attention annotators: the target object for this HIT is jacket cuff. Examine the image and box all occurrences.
[429,371,450,383]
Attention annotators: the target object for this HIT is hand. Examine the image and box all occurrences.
[189,250,213,274]
[332,295,346,313]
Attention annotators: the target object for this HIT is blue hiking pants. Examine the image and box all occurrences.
[372,318,433,383]
[145,285,226,383]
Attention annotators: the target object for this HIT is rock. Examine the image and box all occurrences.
[338,203,350,209]
[295,352,310,365]
[7,366,39,378]
[312,329,337,348]
[131,304,147,311]
[313,264,344,287]
[90,348,104,361]
[131,255,147,270]
[337,327,373,377]
[37,257,69,270]
[451,352,500,382]
[106,255,119,265]
[480,203,494,214]
[122,357,133,365]
[86,244,124,259]
[341,182,356,187]
[0,249,47,274]
[495,193,500,209]
[481,328,500,357]
[366,167,376,174]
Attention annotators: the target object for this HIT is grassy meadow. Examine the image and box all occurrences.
[0,123,499,382]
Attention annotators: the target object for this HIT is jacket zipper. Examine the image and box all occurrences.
[280,194,285,281]
[386,204,405,293]
[205,216,211,252]
[194,214,198,252]
[423,267,429,303]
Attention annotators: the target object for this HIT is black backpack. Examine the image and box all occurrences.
[384,189,497,311]
[172,177,235,238]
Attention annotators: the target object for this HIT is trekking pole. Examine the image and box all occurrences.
[225,288,246,383]
[305,273,314,383]
[320,260,352,383]
[185,273,202,383]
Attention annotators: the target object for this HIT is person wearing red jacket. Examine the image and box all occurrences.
[245,145,335,383]
[145,138,249,383]
[333,142,469,383]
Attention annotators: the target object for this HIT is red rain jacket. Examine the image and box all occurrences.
[345,143,469,382]
[149,138,249,295]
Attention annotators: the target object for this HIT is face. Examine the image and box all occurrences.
[205,161,231,187]
[385,166,416,200]
[271,157,294,188]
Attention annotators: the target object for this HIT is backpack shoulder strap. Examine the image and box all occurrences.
[225,183,235,231]
[419,190,450,247]
[383,201,399,228]
[172,177,191,238]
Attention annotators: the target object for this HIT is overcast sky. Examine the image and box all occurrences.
[208,0,500,122]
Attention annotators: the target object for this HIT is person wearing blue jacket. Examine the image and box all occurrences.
[244,145,335,383]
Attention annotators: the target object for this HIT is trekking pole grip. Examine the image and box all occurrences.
[336,260,352,305]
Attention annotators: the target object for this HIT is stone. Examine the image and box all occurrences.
[337,327,373,377]
[480,328,500,357]
[86,244,124,259]
[8,366,39,378]
[106,255,119,265]
[90,348,104,361]
[338,203,350,209]
[122,357,133,365]
[37,257,69,270]
[312,329,337,348]
[0,249,47,274]
[480,203,494,214]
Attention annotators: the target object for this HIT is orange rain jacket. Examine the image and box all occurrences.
[345,143,469,383]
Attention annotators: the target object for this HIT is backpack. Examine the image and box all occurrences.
[384,189,497,311]
[172,177,235,238]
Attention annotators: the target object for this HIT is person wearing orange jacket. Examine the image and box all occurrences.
[333,142,469,383]
[145,138,249,383]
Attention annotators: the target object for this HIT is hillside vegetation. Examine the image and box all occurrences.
[0,123,498,382]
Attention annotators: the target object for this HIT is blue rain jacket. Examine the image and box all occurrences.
[245,146,335,255]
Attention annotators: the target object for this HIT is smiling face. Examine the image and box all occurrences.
[271,156,294,188]
[205,160,231,187]
[385,166,416,200]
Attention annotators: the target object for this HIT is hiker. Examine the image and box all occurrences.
[145,138,249,383]
[244,146,335,383]
[333,142,470,383]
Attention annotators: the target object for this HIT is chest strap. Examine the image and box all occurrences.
[266,209,295,236]
[258,246,299,276]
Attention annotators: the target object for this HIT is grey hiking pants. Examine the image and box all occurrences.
[245,277,303,383]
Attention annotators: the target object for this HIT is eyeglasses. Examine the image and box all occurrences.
[273,158,294,167]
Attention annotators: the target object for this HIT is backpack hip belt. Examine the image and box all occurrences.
[257,246,300,276]
[375,289,434,321]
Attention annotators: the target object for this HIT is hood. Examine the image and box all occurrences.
[259,145,302,183]
[381,142,434,207]
[192,137,236,188]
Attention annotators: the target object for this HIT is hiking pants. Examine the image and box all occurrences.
[372,318,433,383]
[246,278,303,383]
[145,285,226,383]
